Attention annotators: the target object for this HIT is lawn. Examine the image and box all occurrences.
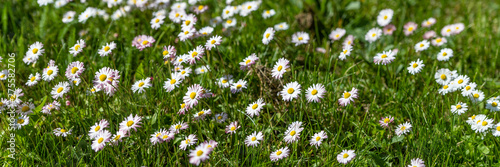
[1,0,500,166]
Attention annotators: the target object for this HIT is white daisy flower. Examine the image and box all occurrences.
[110,130,128,145]
[216,75,233,88]
[280,81,301,101]
[188,144,210,166]
[472,115,493,133]
[283,121,303,143]
[222,6,236,19]
[65,61,85,80]
[168,10,186,23]
[274,22,289,31]
[407,59,425,75]
[374,50,396,65]
[395,122,412,136]
[492,123,500,137]
[119,114,142,133]
[365,28,382,43]
[183,84,203,108]
[88,119,109,139]
[461,82,477,97]
[98,41,117,57]
[377,9,394,26]
[179,27,196,41]
[193,109,212,120]
[51,82,70,99]
[205,35,222,50]
[469,90,485,103]
[441,25,454,37]
[339,44,352,60]
[408,158,425,167]
[262,9,275,19]
[0,70,8,81]
[486,99,500,112]
[310,131,327,148]
[434,68,453,85]
[14,115,29,130]
[17,102,35,115]
[329,28,346,41]
[151,16,165,30]
[53,128,72,137]
[198,26,214,36]
[214,112,228,123]
[26,73,41,87]
[338,87,358,107]
[451,102,468,115]
[92,130,111,152]
[305,84,326,103]
[422,17,436,27]
[270,147,290,161]
[225,121,240,134]
[337,150,356,164]
[262,27,275,45]
[42,63,59,82]
[223,18,237,28]
[132,77,152,93]
[246,98,265,117]
[245,131,264,147]
[438,84,453,95]
[437,48,453,61]
[452,23,465,34]
[452,75,469,89]
[271,58,289,79]
[70,39,86,56]
[78,8,96,23]
[291,32,310,46]
[415,40,430,52]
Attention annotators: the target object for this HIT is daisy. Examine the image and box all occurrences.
[216,75,233,88]
[160,131,175,143]
[283,121,304,143]
[193,109,212,120]
[214,112,228,123]
[0,70,8,81]
[98,42,117,57]
[441,25,454,37]
[431,37,447,47]
[469,90,485,103]
[270,147,290,161]
[168,10,186,23]
[246,98,265,117]
[291,32,310,46]
[374,50,396,65]
[437,48,453,61]
[461,82,477,97]
[245,131,264,147]
[306,84,326,103]
[150,129,166,145]
[65,61,85,80]
[132,78,152,93]
[14,115,29,130]
[383,24,396,35]
[162,45,176,59]
[377,9,394,26]
[41,101,60,114]
[404,22,418,36]
[26,73,41,87]
[171,2,187,11]
[203,140,218,151]
[205,35,222,50]
[179,27,196,41]
[280,81,301,101]
[422,17,436,27]
[262,9,275,19]
[338,87,358,106]
[198,26,214,36]
[379,116,394,128]
[42,60,59,81]
[107,0,122,8]
[407,59,424,75]
[222,6,235,19]
[92,130,111,152]
[452,23,465,34]
[271,58,289,79]
[239,53,259,70]
[189,144,210,166]
[17,102,35,115]
[8,88,24,108]
[51,82,70,99]
[26,41,44,58]
[365,28,382,43]
[451,102,468,115]
[329,28,346,41]
[472,115,493,133]
[225,121,240,134]
[169,121,189,134]
[274,22,289,31]
[53,128,72,137]
[223,18,237,28]
[408,158,425,167]
[452,75,469,89]
[239,1,260,16]
[337,150,356,164]
[178,103,189,115]
[173,55,188,66]
[110,130,127,145]
[415,40,430,52]
[438,84,453,95]
[178,67,192,79]
[37,0,54,6]
[180,134,197,150]
[492,123,500,136]
[343,35,355,46]
[132,35,155,51]
[183,84,204,108]
[150,15,165,30]
[423,31,436,39]
[181,14,197,29]
[395,122,412,136]
[195,66,210,75]
[262,27,275,45]
[119,114,142,132]
[78,8,95,23]
[434,68,453,85]
[310,131,327,148]
[89,119,109,139]
[193,4,208,14]
[486,99,500,112]
[69,39,86,56]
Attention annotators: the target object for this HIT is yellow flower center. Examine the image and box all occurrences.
[73,80,77,84]
[198,5,204,10]
[175,13,179,17]
[251,103,258,110]
[458,79,463,84]
[163,50,169,56]
[465,86,471,90]
[17,119,25,124]
[266,33,270,38]
[381,54,387,58]
[276,151,282,155]
[442,52,447,56]
[47,70,53,75]
[162,135,169,139]
[57,87,64,93]
[496,126,500,131]
[175,125,181,129]
[482,121,488,126]
[236,84,242,89]
[211,40,216,44]
[401,126,406,130]
[95,126,101,132]
[436,38,442,42]
[492,102,498,107]
[344,92,351,98]
[226,20,232,24]
[230,126,236,131]
[245,59,251,64]
[114,135,121,140]
[277,65,283,71]
[71,67,79,74]
[247,5,252,9]
[225,10,230,14]
[290,130,296,136]
[138,82,144,87]
[190,92,197,99]
[198,111,204,116]
[142,41,149,45]
[222,79,228,83]
[99,74,107,81]
[191,51,198,57]
[471,115,476,120]
[287,88,294,94]
[30,76,36,82]
[170,79,176,84]
[60,129,67,133]
[446,29,451,32]
[185,20,191,26]
[217,116,222,119]
[266,10,270,14]
[343,49,348,54]
[155,19,160,23]
[408,27,414,32]
[181,103,186,108]
[412,63,418,68]
[22,106,29,112]
[126,120,134,127]
[311,89,318,95]
[443,85,449,89]
[440,74,446,80]
[298,37,303,41]
[316,136,321,141]
[383,118,390,123]
[335,34,340,38]
[98,137,104,144]
[473,94,479,98]
[91,88,96,92]
[419,43,424,47]
[383,15,388,20]
[343,153,349,158]
[33,48,39,54]
[456,105,462,109]
[74,45,80,51]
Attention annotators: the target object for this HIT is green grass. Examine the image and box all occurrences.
[1,0,500,166]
